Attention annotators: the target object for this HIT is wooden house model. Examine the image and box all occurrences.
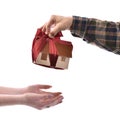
[32,28,73,69]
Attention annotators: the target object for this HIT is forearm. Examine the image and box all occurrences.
[0,86,26,94]
[0,94,25,106]
[70,16,120,54]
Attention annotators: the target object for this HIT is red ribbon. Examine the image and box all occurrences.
[32,28,62,63]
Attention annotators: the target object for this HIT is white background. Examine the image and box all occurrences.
[0,0,120,118]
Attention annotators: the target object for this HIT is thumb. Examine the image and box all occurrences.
[49,24,62,38]
[37,85,52,89]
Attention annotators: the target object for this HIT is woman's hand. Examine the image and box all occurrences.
[24,92,63,110]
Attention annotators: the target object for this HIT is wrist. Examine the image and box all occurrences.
[67,16,73,30]
[15,87,28,94]
[16,94,26,105]
[8,94,26,105]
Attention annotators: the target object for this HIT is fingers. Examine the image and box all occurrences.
[53,92,62,96]
[45,95,63,108]
[36,84,52,89]
[42,15,62,38]
[42,22,62,38]
[38,94,64,110]
[48,23,62,38]
[45,16,55,34]
[44,92,62,99]
[42,15,56,34]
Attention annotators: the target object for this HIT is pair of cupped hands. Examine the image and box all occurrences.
[22,84,63,110]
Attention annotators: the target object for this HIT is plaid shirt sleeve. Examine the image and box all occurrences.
[70,16,120,54]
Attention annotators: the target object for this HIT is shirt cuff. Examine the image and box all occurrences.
[70,16,88,39]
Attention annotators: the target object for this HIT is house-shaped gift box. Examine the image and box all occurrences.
[32,28,73,69]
